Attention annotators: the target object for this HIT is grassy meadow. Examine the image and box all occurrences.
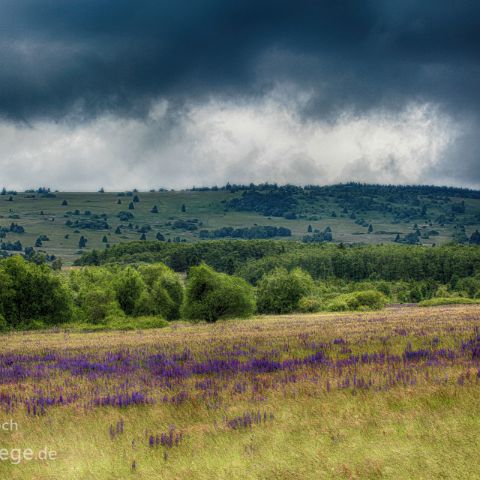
[1,185,479,264]
[1,305,479,479]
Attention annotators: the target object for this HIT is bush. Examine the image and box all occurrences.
[68,267,123,324]
[138,264,184,320]
[298,296,322,313]
[256,268,314,314]
[326,295,350,311]
[67,316,169,332]
[79,286,124,324]
[419,297,480,307]
[0,256,73,328]
[182,264,255,322]
[68,263,183,323]
[106,315,169,330]
[0,314,8,332]
[114,267,147,315]
[327,290,387,311]
[376,281,392,298]
[455,276,480,298]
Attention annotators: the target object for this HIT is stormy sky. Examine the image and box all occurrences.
[0,1,479,190]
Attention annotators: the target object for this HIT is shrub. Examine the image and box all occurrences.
[0,256,73,327]
[327,297,350,312]
[298,296,322,313]
[68,267,123,324]
[455,276,480,298]
[106,315,169,330]
[68,263,183,322]
[138,263,184,320]
[182,264,255,322]
[376,281,392,298]
[327,290,387,311]
[351,290,388,309]
[114,267,147,315]
[0,314,8,332]
[68,316,169,332]
[79,286,124,324]
[256,268,314,314]
[419,297,480,307]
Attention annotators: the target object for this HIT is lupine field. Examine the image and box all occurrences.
[1,305,480,479]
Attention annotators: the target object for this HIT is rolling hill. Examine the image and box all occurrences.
[0,183,479,264]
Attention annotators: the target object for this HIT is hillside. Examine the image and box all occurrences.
[0,183,479,264]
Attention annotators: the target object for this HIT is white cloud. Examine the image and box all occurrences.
[0,89,465,190]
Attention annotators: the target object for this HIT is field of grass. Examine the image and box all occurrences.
[1,187,479,264]
[1,305,479,479]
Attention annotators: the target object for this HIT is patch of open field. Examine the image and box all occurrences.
[1,305,480,479]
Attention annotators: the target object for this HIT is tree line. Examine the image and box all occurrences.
[77,240,480,284]
[1,249,480,331]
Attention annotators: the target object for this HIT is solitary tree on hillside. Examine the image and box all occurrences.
[469,230,480,245]
[51,258,63,271]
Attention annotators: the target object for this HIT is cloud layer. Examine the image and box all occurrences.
[0,94,468,190]
[0,1,479,189]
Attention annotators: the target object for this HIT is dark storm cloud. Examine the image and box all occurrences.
[0,0,479,190]
[0,0,479,121]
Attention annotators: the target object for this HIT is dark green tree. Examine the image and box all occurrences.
[257,268,314,314]
[182,264,255,322]
[0,256,72,327]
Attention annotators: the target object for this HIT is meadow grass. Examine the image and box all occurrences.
[1,305,479,479]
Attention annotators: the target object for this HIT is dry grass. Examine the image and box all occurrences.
[1,305,479,479]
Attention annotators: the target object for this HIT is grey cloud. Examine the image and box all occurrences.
[0,1,479,121]
[0,1,478,188]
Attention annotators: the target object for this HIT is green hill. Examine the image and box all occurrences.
[1,183,479,264]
